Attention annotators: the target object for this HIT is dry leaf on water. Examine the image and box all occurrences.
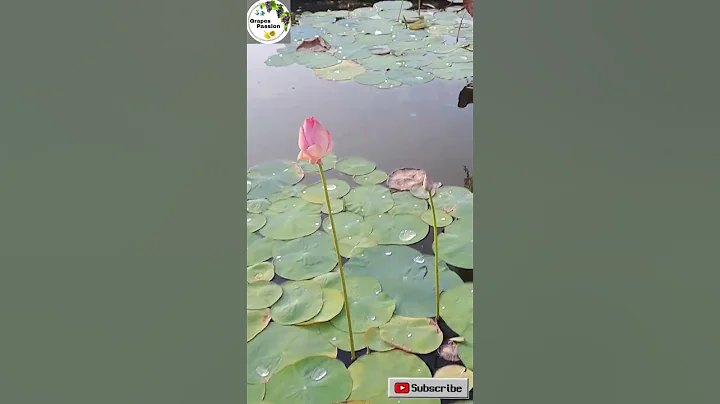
[296,36,331,52]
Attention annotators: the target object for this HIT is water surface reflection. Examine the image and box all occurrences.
[247,45,473,186]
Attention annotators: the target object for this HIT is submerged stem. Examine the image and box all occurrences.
[456,11,466,42]
[318,161,356,359]
[428,190,441,321]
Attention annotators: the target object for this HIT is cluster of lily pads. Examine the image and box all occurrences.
[264,1,473,87]
[247,154,473,404]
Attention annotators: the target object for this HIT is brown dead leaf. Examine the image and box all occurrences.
[438,340,461,362]
[387,168,427,191]
[296,36,331,52]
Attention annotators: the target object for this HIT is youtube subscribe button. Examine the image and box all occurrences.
[387,377,469,399]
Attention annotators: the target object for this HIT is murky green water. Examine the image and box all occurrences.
[247,44,473,187]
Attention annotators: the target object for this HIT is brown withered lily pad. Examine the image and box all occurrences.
[437,339,461,362]
[378,316,443,354]
[296,36,331,52]
[386,168,426,191]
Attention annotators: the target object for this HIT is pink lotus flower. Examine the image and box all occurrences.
[297,117,334,165]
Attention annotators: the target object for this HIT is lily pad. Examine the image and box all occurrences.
[310,322,368,351]
[376,78,402,89]
[320,198,344,214]
[247,262,275,283]
[295,52,342,69]
[301,179,351,203]
[433,186,473,218]
[385,67,435,85]
[265,53,296,67]
[247,322,336,384]
[322,212,373,238]
[435,218,473,269]
[365,213,429,245]
[271,280,324,325]
[388,191,428,215]
[260,198,322,240]
[379,316,443,354]
[457,339,473,370]
[353,72,389,86]
[298,152,338,173]
[364,326,395,352]
[344,245,464,317]
[314,60,366,81]
[247,213,267,233]
[265,356,353,404]
[335,157,377,176]
[439,282,474,334]
[353,170,388,185]
[347,350,438,404]
[247,160,304,200]
[247,308,272,342]
[343,185,394,216]
[247,233,275,266]
[247,198,271,214]
[247,281,283,309]
[297,287,345,325]
[273,232,338,280]
[421,208,454,227]
[337,234,379,258]
[435,365,474,391]
[329,276,395,333]
[358,54,403,70]
[268,184,307,202]
[373,1,413,11]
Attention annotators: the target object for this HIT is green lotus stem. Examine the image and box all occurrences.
[318,161,356,359]
[428,190,441,321]
[456,11,466,42]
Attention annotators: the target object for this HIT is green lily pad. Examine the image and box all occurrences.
[247,281,283,309]
[353,72,389,86]
[298,152,338,173]
[271,280,324,325]
[320,198,344,214]
[358,54,403,70]
[343,185,394,216]
[344,245,464,317]
[378,9,421,22]
[297,287,345,325]
[265,53,296,67]
[335,157,377,176]
[376,78,402,89]
[373,1,413,11]
[379,316,444,354]
[247,160,304,200]
[337,234,378,258]
[365,213,429,245]
[300,179,351,203]
[247,233,275,266]
[329,276,395,333]
[272,232,338,280]
[247,322,336,384]
[457,336,473,370]
[314,60,366,81]
[353,170,388,185]
[268,184,308,202]
[247,261,275,283]
[385,67,435,85]
[248,383,265,402]
[410,183,436,199]
[388,191,428,215]
[434,186,473,218]
[364,326,395,352]
[247,198,271,214]
[421,208,454,227]
[439,282,473,334]
[435,365,474,391]
[265,356,353,404]
[309,322,368,351]
[347,350,438,404]
[260,198,322,240]
[247,308,272,342]
[435,218,473,269]
[247,213,267,233]
[295,52,342,69]
[322,212,373,238]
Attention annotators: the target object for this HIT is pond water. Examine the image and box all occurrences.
[247,44,473,188]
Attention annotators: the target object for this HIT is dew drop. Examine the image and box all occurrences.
[315,222,320,226]
[440,217,446,221]
[381,195,386,198]
[471,289,473,293]
[310,367,327,381]
[255,366,270,377]
[399,229,417,241]
[367,315,376,321]
[407,333,412,337]
[385,251,392,256]
[413,256,425,264]
[356,219,361,222]
[246,218,252,223]
[441,306,446,310]
[374,290,380,295]
[327,225,333,229]
[276,255,282,260]
[326,184,337,191]
[331,336,337,341]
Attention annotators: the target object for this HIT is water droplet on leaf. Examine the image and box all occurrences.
[399,229,417,241]
[367,315,376,321]
[310,367,327,381]
[326,184,337,191]
[407,333,412,337]
[255,366,270,377]
[413,255,425,264]
[385,251,392,256]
